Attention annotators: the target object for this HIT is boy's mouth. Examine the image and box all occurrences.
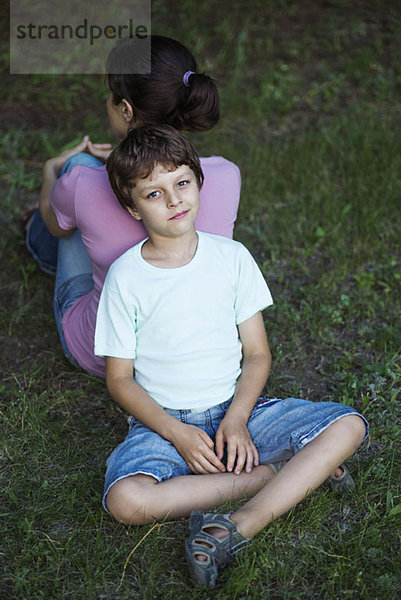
[169,210,189,221]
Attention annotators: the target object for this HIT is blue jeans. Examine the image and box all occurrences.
[26,153,103,365]
[102,397,369,512]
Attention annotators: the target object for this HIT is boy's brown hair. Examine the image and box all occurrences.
[107,124,204,212]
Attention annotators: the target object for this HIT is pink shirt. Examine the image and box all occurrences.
[50,157,241,377]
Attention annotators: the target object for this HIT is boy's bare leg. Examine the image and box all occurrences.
[107,465,276,524]
[107,415,365,528]
[230,414,366,539]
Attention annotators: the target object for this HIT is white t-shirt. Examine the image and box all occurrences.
[95,232,273,410]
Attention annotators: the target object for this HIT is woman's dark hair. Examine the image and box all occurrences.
[106,35,219,132]
[107,124,204,213]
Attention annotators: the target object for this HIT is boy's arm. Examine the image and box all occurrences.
[215,311,271,475]
[106,356,226,475]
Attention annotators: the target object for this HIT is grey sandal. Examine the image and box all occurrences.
[325,463,355,492]
[185,511,251,587]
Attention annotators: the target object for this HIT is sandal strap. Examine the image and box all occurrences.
[189,528,250,558]
[227,537,251,555]
[189,510,240,536]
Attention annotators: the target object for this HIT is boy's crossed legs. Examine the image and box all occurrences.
[105,398,368,584]
[108,465,276,524]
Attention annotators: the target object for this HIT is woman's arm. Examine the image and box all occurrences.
[106,356,226,475]
[39,159,76,237]
[39,135,111,237]
[214,311,271,474]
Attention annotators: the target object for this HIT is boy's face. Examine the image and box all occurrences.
[128,164,200,239]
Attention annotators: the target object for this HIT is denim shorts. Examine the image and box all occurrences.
[103,397,369,512]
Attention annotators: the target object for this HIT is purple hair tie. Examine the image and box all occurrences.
[183,71,196,87]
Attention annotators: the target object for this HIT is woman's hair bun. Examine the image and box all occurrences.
[170,72,220,132]
[107,36,220,132]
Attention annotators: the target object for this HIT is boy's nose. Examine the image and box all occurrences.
[167,191,182,207]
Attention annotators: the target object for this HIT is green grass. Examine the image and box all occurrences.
[1,1,401,598]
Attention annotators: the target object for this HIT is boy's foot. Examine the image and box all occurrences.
[185,511,251,587]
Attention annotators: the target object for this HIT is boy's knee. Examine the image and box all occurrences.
[342,414,367,447]
[106,475,157,525]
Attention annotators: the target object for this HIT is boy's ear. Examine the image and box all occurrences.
[126,205,142,221]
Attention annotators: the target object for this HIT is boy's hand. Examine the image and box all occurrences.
[215,415,259,475]
[171,423,226,475]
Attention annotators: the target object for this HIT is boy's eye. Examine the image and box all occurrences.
[147,190,160,199]
[177,180,189,187]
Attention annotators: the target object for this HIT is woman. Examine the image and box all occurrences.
[26,35,241,377]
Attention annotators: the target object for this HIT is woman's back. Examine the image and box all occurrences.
[51,156,241,377]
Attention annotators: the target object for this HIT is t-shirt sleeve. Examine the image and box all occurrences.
[94,269,137,360]
[49,167,81,231]
[234,244,273,324]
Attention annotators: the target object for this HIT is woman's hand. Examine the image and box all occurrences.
[215,414,259,475]
[170,423,226,475]
[46,135,113,175]
[86,138,113,162]
[46,135,91,175]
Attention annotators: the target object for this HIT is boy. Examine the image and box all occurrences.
[95,125,368,587]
